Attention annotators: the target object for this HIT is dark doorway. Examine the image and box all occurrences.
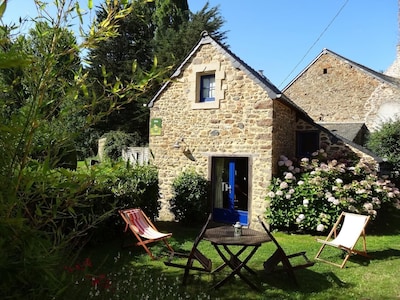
[211,157,249,225]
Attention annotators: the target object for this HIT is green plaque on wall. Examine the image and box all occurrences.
[150,118,162,136]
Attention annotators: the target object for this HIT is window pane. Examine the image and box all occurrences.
[200,74,215,102]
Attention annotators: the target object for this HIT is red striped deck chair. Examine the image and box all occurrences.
[119,208,174,259]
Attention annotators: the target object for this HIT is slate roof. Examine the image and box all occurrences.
[283,48,400,91]
[318,122,366,142]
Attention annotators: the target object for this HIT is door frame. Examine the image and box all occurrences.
[208,154,253,225]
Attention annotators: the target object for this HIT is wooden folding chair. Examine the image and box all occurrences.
[119,208,174,260]
[257,216,315,285]
[315,212,370,268]
[164,213,213,285]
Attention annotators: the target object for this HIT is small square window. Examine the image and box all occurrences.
[296,131,319,158]
[200,74,215,102]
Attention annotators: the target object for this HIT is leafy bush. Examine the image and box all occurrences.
[102,130,141,160]
[367,118,400,182]
[0,160,159,298]
[90,160,160,219]
[0,1,159,298]
[367,119,400,186]
[171,169,209,224]
[265,149,400,233]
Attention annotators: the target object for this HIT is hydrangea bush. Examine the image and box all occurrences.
[265,149,400,233]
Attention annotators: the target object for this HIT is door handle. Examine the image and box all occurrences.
[222,182,231,192]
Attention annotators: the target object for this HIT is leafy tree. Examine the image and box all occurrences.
[153,1,227,71]
[87,0,159,144]
[153,0,189,32]
[102,130,141,159]
[0,0,164,297]
[86,0,227,149]
[367,119,400,175]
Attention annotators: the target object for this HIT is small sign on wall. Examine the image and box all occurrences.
[150,118,162,136]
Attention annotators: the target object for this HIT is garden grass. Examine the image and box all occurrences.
[64,211,400,300]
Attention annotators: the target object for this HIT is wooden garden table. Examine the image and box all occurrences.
[203,225,272,290]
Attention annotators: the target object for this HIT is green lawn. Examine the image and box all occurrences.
[64,210,400,299]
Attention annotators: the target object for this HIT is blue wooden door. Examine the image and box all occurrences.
[212,157,248,225]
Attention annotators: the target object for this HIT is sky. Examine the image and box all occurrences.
[2,0,398,88]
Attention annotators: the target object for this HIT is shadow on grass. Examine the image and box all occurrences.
[369,206,400,236]
[368,248,400,261]
[343,246,400,266]
[256,268,352,293]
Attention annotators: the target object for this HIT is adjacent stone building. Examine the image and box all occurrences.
[283,48,400,142]
[147,32,379,227]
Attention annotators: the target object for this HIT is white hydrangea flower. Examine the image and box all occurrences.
[316,224,325,232]
[363,202,373,211]
[327,196,336,203]
[280,181,289,189]
[285,172,294,180]
[280,155,288,161]
[296,214,305,223]
[284,160,293,167]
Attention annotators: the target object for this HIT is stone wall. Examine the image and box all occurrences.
[284,51,381,124]
[364,82,400,130]
[272,100,297,174]
[295,119,379,170]
[385,45,400,78]
[149,43,299,227]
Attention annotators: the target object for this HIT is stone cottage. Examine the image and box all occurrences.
[283,48,400,143]
[147,32,380,227]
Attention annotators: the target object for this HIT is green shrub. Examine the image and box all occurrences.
[90,160,160,218]
[102,131,141,160]
[79,160,159,244]
[171,169,209,224]
[367,119,400,171]
[0,160,159,298]
[265,149,400,233]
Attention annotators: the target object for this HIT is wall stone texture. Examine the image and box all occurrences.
[149,40,382,228]
[285,49,400,134]
[150,43,302,227]
[284,51,381,124]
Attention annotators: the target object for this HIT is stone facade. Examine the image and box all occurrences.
[284,49,400,133]
[385,46,400,77]
[148,34,353,228]
[284,49,382,123]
